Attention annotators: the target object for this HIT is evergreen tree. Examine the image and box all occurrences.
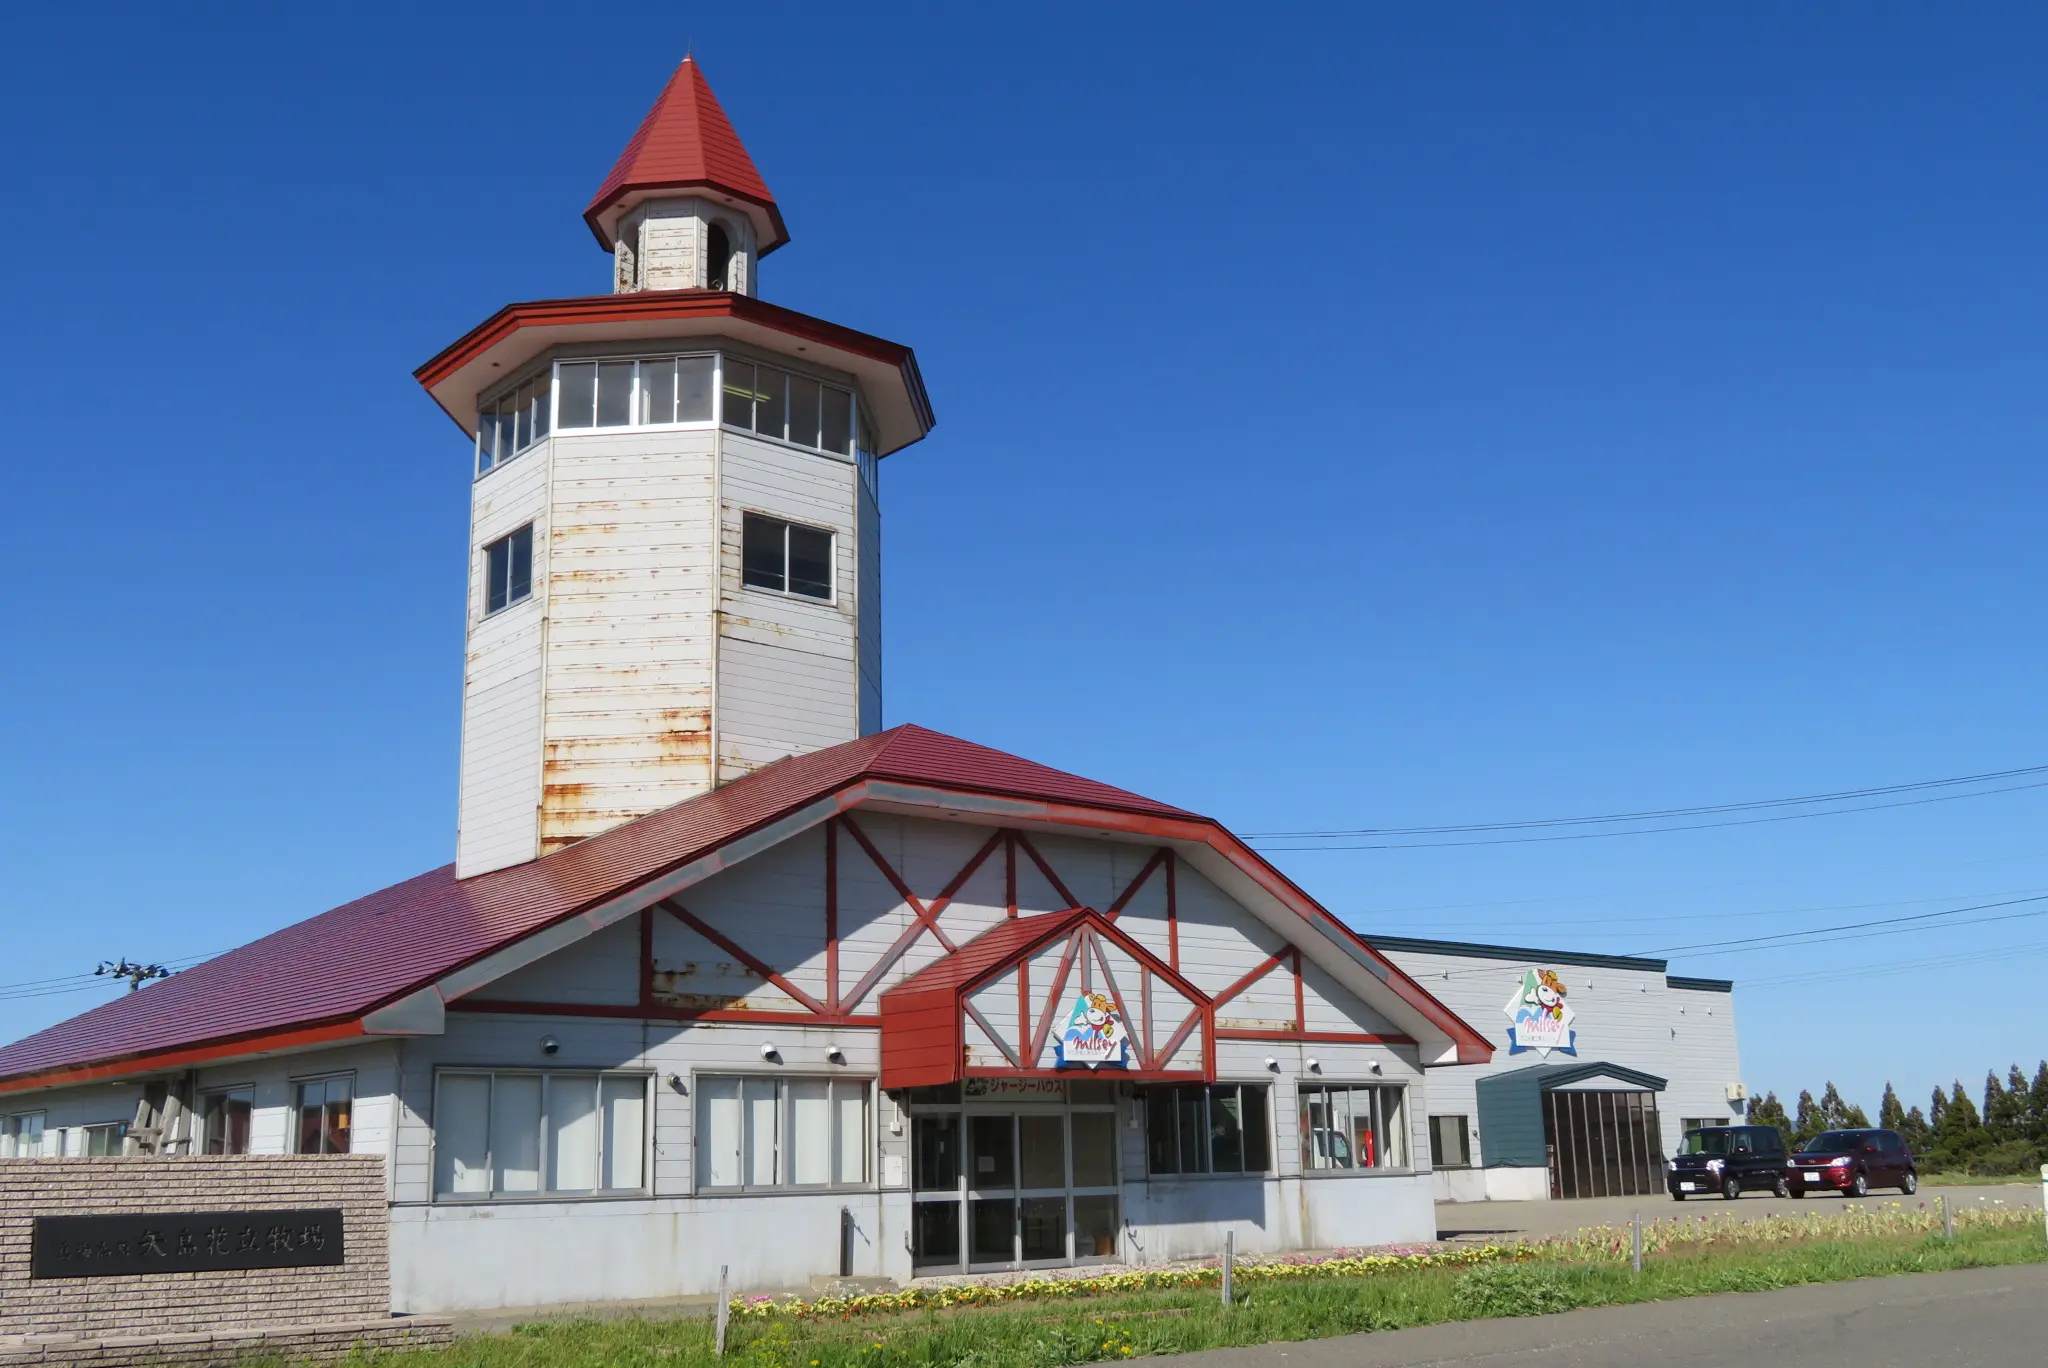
[1747,1091,1794,1146]
[1815,1081,1869,1130]
[1794,1088,1824,1144]
[1879,1082,1906,1132]
[1985,1068,2027,1144]
[1932,1080,1987,1169]
[1930,1086,1948,1130]
[2032,1062,2048,1146]
[1900,1105,1932,1154]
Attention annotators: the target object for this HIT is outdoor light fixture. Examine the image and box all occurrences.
[539,1035,560,1056]
[761,1042,780,1060]
[1370,1060,1383,1074]
[1264,1057,1279,1071]
[826,1044,846,1064]
[666,1073,683,1090]
[1305,1058,1321,1072]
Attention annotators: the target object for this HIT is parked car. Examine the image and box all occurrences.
[1787,1128,1917,1196]
[1667,1124,1790,1200]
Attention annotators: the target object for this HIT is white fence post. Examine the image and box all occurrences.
[715,1264,730,1356]
[2039,1164,2047,1244]
[1631,1213,1643,1275]
[1221,1230,1234,1308]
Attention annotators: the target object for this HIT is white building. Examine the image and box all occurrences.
[0,58,1520,1315]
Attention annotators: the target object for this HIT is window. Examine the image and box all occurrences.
[295,1075,353,1155]
[1143,1084,1271,1176]
[484,524,534,615]
[1429,1114,1471,1169]
[707,222,732,289]
[0,1112,47,1158]
[721,358,859,455]
[553,354,716,432]
[1299,1084,1408,1171]
[475,370,552,475]
[741,513,834,601]
[1682,1117,1729,1133]
[202,1088,253,1156]
[81,1122,127,1157]
[695,1076,869,1191]
[433,1071,648,1199]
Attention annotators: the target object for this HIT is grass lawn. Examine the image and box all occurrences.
[1923,1172,2046,1187]
[355,1215,2048,1368]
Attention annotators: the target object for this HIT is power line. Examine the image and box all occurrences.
[1253,777,2048,851]
[0,952,223,1004]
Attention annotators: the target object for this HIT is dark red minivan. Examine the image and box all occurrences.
[1786,1128,1918,1197]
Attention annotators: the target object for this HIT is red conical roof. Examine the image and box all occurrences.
[584,56,789,256]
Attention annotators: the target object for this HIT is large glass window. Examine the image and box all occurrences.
[484,524,534,615]
[295,1075,353,1155]
[432,1071,648,1199]
[694,1076,869,1191]
[0,1112,46,1158]
[1299,1084,1407,1171]
[741,512,834,601]
[476,370,552,475]
[202,1088,253,1156]
[1143,1084,1271,1176]
[722,357,859,456]
[553,354,716,433]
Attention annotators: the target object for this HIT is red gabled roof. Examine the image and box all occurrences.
[0,726,1193,1091]
[584,56,789,254]
[882,908,1094,1001]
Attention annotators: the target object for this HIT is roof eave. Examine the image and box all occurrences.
[582,180,792,256]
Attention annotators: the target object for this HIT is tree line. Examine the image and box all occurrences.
[1741,1061,2048,1176]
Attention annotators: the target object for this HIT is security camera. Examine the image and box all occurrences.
[539,1035,560,1056]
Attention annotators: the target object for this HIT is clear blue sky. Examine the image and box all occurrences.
[2,3,2043,1119]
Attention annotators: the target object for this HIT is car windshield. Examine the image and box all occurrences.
[1679,1129,1736,1155]
[1800,1131,1867,1153]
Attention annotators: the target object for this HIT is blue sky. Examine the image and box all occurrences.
[2,4,2044,1118]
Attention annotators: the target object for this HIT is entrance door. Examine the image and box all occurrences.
[910,1105,1121,1271]
[1543,1090,1664,1198]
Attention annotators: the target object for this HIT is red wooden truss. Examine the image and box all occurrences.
[877,907,1213,1090]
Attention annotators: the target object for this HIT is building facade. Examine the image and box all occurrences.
[1365,937,1743,1202]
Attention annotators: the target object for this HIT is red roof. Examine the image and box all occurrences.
[584,56,789,254]
[0,726,1193,1090]
[883,908,1094,1001]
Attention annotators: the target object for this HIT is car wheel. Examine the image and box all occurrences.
[1774,1174,1791,1199]
[1849,1172,1869,1198]
[1672,1191,1686,1201]
[1722,1176,1743,1201]
[1901,1172,1918,1195]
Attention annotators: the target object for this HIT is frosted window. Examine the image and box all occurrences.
[491,1075,541,1193]
[600,1076,645,1191]
[638,358,677,425]
[835,1085,867,1185]
[697,1077,743,1189]
[788,1080,832,1186]
[745,1082,779,1187]
[435,1075,492,1196]
[549,1075,600,1192]
[677,355,715,422]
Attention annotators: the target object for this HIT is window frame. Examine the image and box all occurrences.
[739,511,837,604]
[292,1073,355,1156]
[1142,1083,1273,1178]
[481,523,536,618]
[1428,1113,1472,1170]
[474,365,555,478]
[1,1111,48,1158]
[692,1073,874,1195]
[430,1068,653,1203]
[1297,1082,1411,1175]
[201,1086,256,1156]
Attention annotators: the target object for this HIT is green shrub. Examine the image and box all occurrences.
[1968,1139,2041,1177]
[1452,1263,1581,1318]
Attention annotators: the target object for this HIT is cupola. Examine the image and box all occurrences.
[584,56,789,296]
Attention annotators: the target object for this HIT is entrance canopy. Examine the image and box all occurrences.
[879,908,1211,1089]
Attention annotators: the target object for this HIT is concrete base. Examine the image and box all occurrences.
[1432,1167,1551,1203]
[0,1317,452,1366]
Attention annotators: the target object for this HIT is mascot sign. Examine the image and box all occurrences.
[1503,968,1577,1057]
[1055,991,1130,1070]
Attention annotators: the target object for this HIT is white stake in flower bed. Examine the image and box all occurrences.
[715,1264,730,1356]
[1222,1230,1234,1308]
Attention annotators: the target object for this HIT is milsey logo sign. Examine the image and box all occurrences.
[1502,968,1577,1057]
[31,1209,346,1279]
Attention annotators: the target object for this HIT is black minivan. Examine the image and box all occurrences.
[1667,1124,1790,1200]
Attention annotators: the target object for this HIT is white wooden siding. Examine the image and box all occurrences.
[856,477,882,734]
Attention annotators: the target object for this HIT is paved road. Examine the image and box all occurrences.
[1434,1182,2039,1242]
[1147,1263,2048,1367]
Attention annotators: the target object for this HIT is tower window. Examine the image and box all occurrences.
[707,222,732,290]
[484,524,534,615]
[554,355,715,431]
[477,371,552,476]
[742,512,833,601]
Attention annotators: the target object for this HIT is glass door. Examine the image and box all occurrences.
[911,1114,962,1270]
[967,1114,1018,1266]
[910,1100,1124,1272]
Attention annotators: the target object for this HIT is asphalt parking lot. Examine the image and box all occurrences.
[1435,1181,2042,1242]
